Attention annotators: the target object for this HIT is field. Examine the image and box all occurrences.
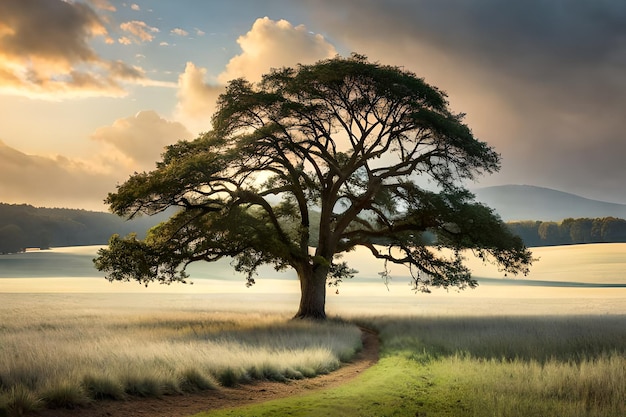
[0,294,362,416]
[0,244,625,416]
[203,315,626,417]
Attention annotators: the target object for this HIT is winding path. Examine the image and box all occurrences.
[35,328,380,417]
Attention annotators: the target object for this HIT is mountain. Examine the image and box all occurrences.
[472,185,626,221]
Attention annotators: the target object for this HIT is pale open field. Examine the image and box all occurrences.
[1,243,625,416]
[1,243,625,316]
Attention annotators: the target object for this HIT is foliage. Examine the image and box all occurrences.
[508,216,626,247]
[95,54,532,319]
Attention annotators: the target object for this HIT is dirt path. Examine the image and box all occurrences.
[34,328,379,417]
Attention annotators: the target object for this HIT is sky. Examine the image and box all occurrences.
[1,0,625,211]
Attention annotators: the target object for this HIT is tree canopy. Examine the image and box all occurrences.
[95,54,532,319]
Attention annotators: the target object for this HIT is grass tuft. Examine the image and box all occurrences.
[82,374,126,400]
[123,373,165,397]
[1,385,41,417]
[217,368,243,388]
[41,382,90,409]
[179,369,217,392]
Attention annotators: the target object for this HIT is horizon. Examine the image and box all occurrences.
[3,183,626,214]
[1,1,626,210]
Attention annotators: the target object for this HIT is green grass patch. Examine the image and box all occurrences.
[197,315,626,417]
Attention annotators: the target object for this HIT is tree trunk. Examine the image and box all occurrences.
[294,266,328,320]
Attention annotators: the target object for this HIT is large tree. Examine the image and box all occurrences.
[95,54,532,320]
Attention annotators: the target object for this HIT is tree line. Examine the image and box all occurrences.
[3,201,625,255]
[507,217,626,247]
[0,203,165,254]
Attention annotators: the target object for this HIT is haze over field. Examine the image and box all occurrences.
[1,1,626,210]
[1,244,625,317]
[474,185,626,221]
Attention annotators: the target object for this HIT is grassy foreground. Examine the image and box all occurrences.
[1,293,624,417]
[0,295,362,416]
[199,315,626,417]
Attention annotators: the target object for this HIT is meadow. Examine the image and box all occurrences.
[202,315,626,417]
[0,244,625,416]
[0,294,362,416]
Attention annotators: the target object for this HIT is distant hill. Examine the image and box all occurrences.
[473,185,626,221]
[0,203,171,253]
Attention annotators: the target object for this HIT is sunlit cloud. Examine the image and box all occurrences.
[176,17,336,133]
[170,28,189,37]
[131,4,140,11]
[0,139,118,210]
[91,111,193,169]
[0,109,194,209]
[90,0,116,12]
[175,62,225,133]
[119,20,159,44]
[218,17,337,84]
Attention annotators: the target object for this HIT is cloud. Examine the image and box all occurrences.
[0,0,105,66]
[0,139,118,210]
[119,20,159,44]
[176,17,336,132]
[175,62,225,133]
[0,110,194,209]
[131,4,140,11]
[91,111,193,169]
[218,17,337,84]
[304,0,626,202]
[0,0,167,99]
[90,0,116,12]
[170,28,189,37]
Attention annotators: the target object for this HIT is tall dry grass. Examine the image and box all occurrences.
[0,294,362,415]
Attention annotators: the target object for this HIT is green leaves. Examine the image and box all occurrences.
[94,234,189,286]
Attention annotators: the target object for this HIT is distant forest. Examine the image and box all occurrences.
[2,203,626,254]
[507,217,626,247]
[0,203,166,254]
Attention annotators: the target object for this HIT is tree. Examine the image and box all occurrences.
[567,218,594,244]
[0,224,26,254]
[538,221,560,245]
[507,221,542,247]
[94,54,532,320]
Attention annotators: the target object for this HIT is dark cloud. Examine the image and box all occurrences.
[0,0,151,98]
[0,0,104,62]
[305,0,626,202]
